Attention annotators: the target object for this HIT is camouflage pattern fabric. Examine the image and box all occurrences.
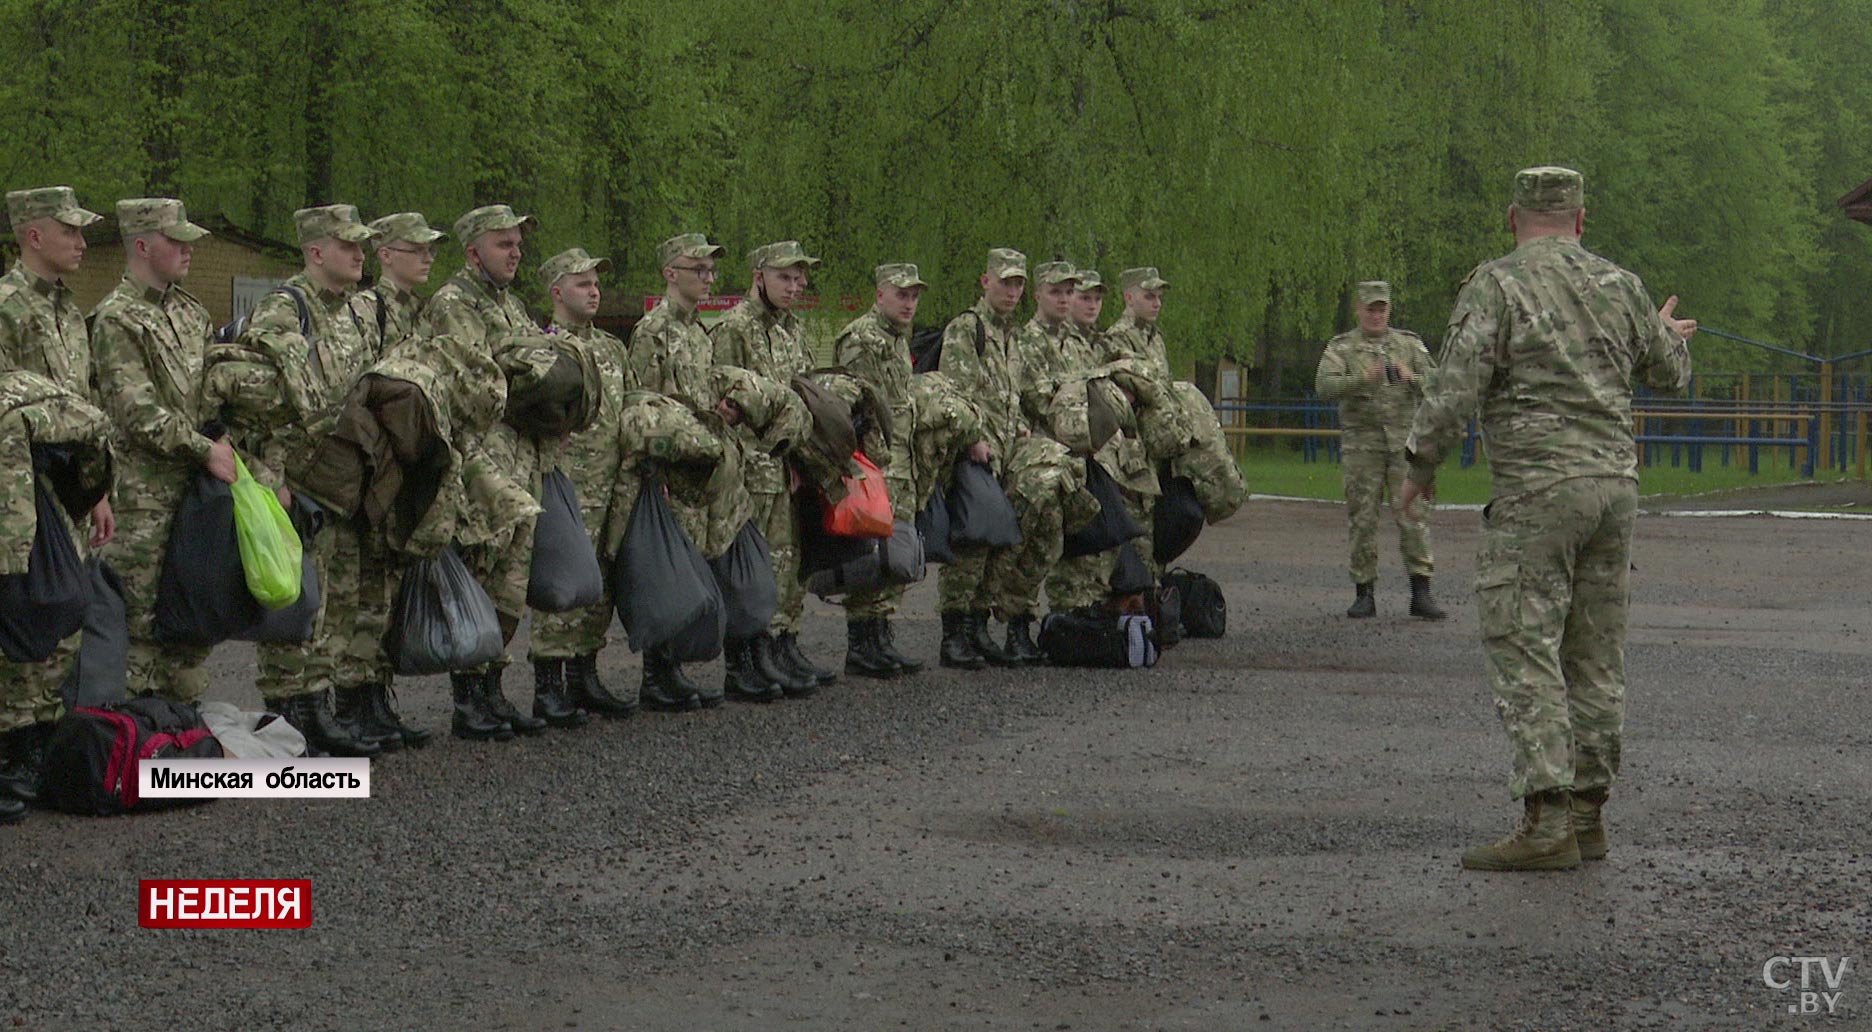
[0,264,93,402]
[1316,326,1435,582]
[934,300,1022,614]
[596,391,733,567]
[989,434,1099,620]
[1407,231,1692,800]
[89,275,219,699]
[1100,311,1171,384]
[627,296,716,415]
[367,282,424,348]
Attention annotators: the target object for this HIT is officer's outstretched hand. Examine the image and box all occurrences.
[1660,296,1697,341]
[1399,477,1434,520]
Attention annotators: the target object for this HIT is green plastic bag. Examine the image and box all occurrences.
[230,454,304,610]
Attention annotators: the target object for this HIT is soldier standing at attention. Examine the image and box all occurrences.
[1314,280,1445,620]
[364,212,445,345]
[709,241,828,697]
[832,262,930,679]
[88,199,237,706]
[240,204,388,757]
[1101,266,1172,383]
[1400,166,1695,872]
[526,247,638,720]
[0,186,111,820]
[934,248,1026,670]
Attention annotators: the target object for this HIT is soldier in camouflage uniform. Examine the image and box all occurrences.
[236,204,391,758]
[710,241,827,697]
[416,203,564,738]
[0,186,109,818]
[626,233,736,711]
[1101,267,1172,383]
[832,262,930,678]
[365,212,445,346]
[933,248,1026,670]
[88,199,239,708]
[1315,280,1445,621]
[525,247,637,719]
[1401,166,1696,872]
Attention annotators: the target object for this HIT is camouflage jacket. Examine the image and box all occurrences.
[1406,235,1693,498]
[1101,312,1171,384]
[417,268,533,352]
[628,296,715,415]
[87,274,216,507]
[1013,316,1078,431]
[935,298,1022,459]
[0,370,113,574]
[0,264,92,400]
[904,371,983,516]
[710,294,815,495]
[366,281,425,347]
[833,307,915,425]
[549,321,634,528]
[1314,327,1434,451]
[599,390,741,560]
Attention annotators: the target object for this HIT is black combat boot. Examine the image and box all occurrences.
[777,632,836,688]
[754,632,817,697]
[365,682,432,748]
[567,653,636,718]
[844,619,901,680]
[0,725,45,805]
[640,649,703,713]
[280,691,382,758]
[532,660,591,728]
[1409,575,1447,621]
[723,638,784,703]
[1003,616,1045,666]
[480,667,547,736]
[333,685,403,752]
[450,671,514,742]
[939,610,986,670]
[970,610,1014,666]
[1346,582,1376,619]
[874,619,923,675]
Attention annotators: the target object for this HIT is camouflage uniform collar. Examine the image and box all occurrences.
[869,305,911,336]
[377,282,417,307]
[752,291,795,329]
[19,264,66,298]
[1026,314,1068,338]
[971,296,1016,331]
[660,293,699,324]
[547,319,591,338]
[1116,311,1157,335]
[129,275,170,306]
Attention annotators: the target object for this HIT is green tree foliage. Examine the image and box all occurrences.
[0,0,1863,383]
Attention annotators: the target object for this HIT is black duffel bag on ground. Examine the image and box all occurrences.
[153,471,266,647]
[947,459,1020,548]
[527,469,605,613]
[382,546,505,676]
[1163,567,1226,638]
[1037,608,1158,669]
[1064,456,1144,559]
[710,521,779,639]
[41,696,223,816]
[1153,474,1206,565]
[613,474,724,661]
[0,482,89,663]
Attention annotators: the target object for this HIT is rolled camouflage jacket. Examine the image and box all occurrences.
[0,370,113,574]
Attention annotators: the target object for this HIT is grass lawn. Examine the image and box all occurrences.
[1237,448,1854,505]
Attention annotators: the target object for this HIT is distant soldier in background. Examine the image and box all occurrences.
[1401,165,1695,872]
[1102,266,1172,383]
[88,198,235,706]
[832,262,930,678]
[1314,280,1444,620]
[526,247,638,719]
[365,212,445,344]
[710,240,828,697]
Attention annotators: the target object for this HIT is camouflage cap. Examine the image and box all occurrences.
[1072,268,1106,292]
[294,204,374,246]
[748,240,821,270]
[986,247,1028,281]
[116,198,209,242]
[369,211,446,246]
[1119,267,1170,292]
[874,262,927,289]
[540,247,611,288]
[1355,280,1391,305]
[7,186,103,231]
[1034,260,1078,285]
[452,204,538,246]
[658,232,722,269]
[1512,166,1584,212]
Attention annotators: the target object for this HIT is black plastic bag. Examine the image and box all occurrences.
[1109,540,1153,597]
[806,519,927,599]
[946,459,1020,548]
[62,559,128,708]
[1063,457,1144,559]
[796,487,878,580]
[382,546,504,676]
[1153,474,1205,565]
[710,521,778,638]
[153,472,266,647]
[527,469,604,612]
[1163,567,1226,638]
[613,475,723,660]
[915,489,955,564]
[0,482,90,662]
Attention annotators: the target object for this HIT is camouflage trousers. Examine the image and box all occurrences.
[1343,446,1432,583]
[938,546,1008,614]
[0,633,75,733]
[529,503,614,661]
[257,522,338,703]
[842,470,916,621]
[753,489,805,635]
[462,427,546,673]
[257,520,391,701]
[115,480,212,702]
[1475,476,1637,800]
[1046,493,1153,611]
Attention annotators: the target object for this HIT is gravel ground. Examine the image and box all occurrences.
[1,497,1867,1031]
